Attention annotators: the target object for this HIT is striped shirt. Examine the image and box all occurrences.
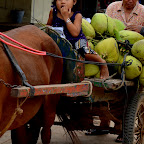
[105,1,144,26]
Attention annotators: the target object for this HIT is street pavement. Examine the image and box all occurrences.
[0,126,120,144]
[0,116,121,144]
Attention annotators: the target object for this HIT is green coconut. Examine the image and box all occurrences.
[131,39,144,64]
[119,30,144,44]
[88,41,95,50]
[113,29,124,41]
[113,19,126,31]
[91,13,116,36]
[94,37,119,63]
[95,70,100,78]
[82,18,95,38]
[139,66,144,86]
[85,64,99,77]
[118,55,142,80]
[91,13,107,35]
[107,16,116,36]
[114,54,124,71]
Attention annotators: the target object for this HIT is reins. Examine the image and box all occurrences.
[0,32,122,66]
[0,32,46,55]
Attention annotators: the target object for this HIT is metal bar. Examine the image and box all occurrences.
[11,82,90,98]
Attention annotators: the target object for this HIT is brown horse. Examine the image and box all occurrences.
[0,25,63,143]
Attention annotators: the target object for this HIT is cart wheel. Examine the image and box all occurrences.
[124,93,144,144]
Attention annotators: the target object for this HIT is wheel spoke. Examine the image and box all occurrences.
[139,111,144,117]
[135,131,141,135]
[134,104,144,144]
[125,100,144,144]
[135,136,141,144]
[134,136,137,142]
[135,117,142,129]
[137,105,144,117]
[137,112,143,126]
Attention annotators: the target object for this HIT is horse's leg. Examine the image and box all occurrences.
[11,120,41,144]
[11,125,28,144]
[11,107,43,144]
[27,109,42,144]
[41,94,60,144]
[27,124,41,144]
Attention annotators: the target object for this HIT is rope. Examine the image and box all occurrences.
[45,52,121,66]
[101,72,118,90]
[101,52,132,91]
[0,108,18,137]
[101,72,126,91]
[0,93,29,137]
[81,80,93,97]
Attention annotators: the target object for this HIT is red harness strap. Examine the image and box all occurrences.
[0,32,46,55]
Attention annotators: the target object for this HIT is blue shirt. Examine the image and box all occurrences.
[52,7,86,47]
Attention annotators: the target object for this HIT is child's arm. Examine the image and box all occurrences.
[65,13,82,37]
[61,6,82,37]
[47,8,53,26]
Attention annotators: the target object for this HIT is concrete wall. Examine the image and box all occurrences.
[0,0,52,24]
[0,0,31,23]
[31,0,52,24]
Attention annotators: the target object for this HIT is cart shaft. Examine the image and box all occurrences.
[11,82,90,98]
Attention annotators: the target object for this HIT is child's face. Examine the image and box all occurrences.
[56,0,77,12]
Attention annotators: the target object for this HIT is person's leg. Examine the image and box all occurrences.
[75,39,109,79]
[85,53,109,79]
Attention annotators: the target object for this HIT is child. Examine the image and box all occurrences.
[47,0,109,79]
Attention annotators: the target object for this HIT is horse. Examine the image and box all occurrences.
[0,25,63,143]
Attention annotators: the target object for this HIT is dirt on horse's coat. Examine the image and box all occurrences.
[0,25,63,143]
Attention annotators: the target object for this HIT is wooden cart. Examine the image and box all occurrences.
[11,27,144,144]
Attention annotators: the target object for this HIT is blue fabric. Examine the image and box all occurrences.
[52,7,86,47]
[140,27,144,36]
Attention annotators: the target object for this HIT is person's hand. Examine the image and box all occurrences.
[125,25,143,33]
[60,6,71,20]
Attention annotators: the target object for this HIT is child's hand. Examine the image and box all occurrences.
[61,6,71,20]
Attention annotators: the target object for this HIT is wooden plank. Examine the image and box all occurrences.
[85,78,135,89]
[11,82,90,98]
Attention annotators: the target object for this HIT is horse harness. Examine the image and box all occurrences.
[0,38,35,137]
[0,39,35,97]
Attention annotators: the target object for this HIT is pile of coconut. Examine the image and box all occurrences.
[82,13,144,86]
